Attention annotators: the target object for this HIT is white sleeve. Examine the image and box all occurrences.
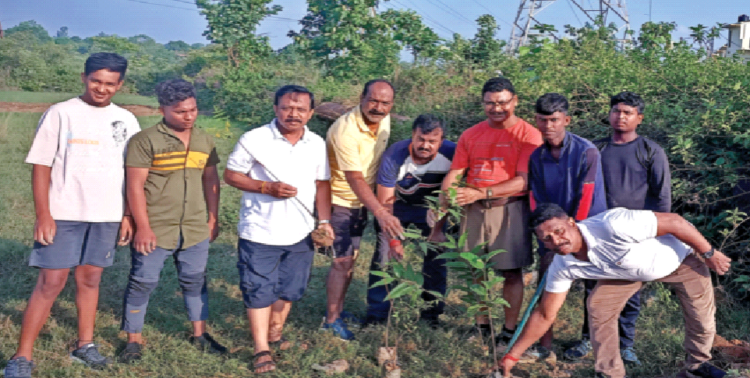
[606,208,658,243]
[545,255,575,293]
[317,141,331,181]
[226,133,256,174]
[25,107,62,167]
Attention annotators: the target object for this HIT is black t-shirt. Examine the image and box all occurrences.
[595,136,671,212]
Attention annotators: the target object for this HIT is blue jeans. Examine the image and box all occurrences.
[121,238,209,333]
[366,205,447,321]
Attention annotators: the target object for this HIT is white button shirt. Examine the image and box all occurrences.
[226,120,330,246]
[546,208,694,293]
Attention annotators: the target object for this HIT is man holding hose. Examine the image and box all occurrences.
[500,203,731,378]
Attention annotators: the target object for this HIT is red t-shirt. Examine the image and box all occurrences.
[451,119,543,193]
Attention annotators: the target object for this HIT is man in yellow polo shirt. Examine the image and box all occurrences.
[322,79,403,340]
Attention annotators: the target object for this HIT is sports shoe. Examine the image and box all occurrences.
[320,318,355,341]
[3,357,35,378]
[563,338,592,361]
[70,343,112,369]
[118,342,143,364]
[495,325,516,346]
[518,344,554,363]
[620,346,641,366]
[686,362,727,378]
[189,333,228,355]
[325,310,362,328]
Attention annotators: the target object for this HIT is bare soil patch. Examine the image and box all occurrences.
[0,101,160,116]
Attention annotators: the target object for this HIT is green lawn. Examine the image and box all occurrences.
[0,91,158,107]
[0,110,748,377]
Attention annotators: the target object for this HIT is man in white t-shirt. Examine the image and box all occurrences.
[4,53,140,378]
[223,85,334,374]
[499,203,732,378]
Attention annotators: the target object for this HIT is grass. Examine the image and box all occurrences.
[1,107,749,377]
[0,91,158,107]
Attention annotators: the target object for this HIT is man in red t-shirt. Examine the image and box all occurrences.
[440,77,542,344]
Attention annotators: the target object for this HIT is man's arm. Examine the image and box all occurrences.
[648,148,672,213]
[223,169,297,198]
[501,290,569,375]
[455,174,527,206]
[345,171,403,239]
[573,148,601,220]
[203,165,220,242]
[32,164,55,245]
[127,167,156,254]
[315,180,334,241]
[654,212,731,275]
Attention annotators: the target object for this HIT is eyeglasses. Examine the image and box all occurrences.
[482,98,515,108]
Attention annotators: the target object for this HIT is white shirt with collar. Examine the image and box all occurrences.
[226,120,330,246]
[545,208,694,293]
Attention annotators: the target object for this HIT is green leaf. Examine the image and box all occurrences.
[369,270,391,278]
[385,282,412,300]
[437,252,461,260]
[371,277,395,287]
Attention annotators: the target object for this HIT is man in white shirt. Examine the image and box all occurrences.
[499,203,732,378]
[223,85,334,375]
[5,53,140,378]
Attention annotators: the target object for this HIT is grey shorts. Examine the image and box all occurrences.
[460,199,533,270]
[330,205,368,258]
[29,221,120,269]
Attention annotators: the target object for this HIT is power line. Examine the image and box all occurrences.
[467,0,514,28]
[430,0,476,26]
[393,0,459,35]
[566,0,584,26]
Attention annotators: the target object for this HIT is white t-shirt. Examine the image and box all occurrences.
[25,97,140,222]
[226,121,331,246]
[546,208,694,293]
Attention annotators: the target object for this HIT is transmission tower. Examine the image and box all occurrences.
[507,0,631,53]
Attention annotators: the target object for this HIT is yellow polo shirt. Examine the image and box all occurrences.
[326,105,391,208]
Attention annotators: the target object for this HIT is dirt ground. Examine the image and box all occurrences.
[0,101,160,116]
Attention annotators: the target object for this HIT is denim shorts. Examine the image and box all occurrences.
[330,205,368,258]
[29,221,120,269]
[237,236,314,309]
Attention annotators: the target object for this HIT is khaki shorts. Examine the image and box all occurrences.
[459,199,533,270]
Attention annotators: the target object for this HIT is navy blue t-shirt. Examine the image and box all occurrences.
[377,139,456,216]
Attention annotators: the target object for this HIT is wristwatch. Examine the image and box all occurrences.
[486,188,493,200]
[701,247,715,259]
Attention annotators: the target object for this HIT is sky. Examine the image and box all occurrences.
[0,0,746,49]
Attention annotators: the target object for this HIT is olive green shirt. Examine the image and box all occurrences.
[126,121,220,249]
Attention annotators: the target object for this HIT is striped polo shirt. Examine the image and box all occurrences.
[126,121,220,249]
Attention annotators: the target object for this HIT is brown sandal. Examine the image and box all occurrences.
[269,336,292,351]
[252,350,276,374]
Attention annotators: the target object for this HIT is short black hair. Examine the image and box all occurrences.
[274,85,315,109]
[362,79,394,97]
[412,114,445,136]
[482,77,515,97]
[530,203,570,229]
[155,79,196,107]
[535,93,569,115]
[610,91,645,114]
[84,52,128,80]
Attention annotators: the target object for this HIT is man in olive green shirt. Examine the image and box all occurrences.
[119,80,225,363]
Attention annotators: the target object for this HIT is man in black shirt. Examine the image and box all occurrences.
[587,91,671,367]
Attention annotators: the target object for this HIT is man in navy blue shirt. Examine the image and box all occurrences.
[592,91,672,367]
[364,114,456,326]
[528,93,608,362]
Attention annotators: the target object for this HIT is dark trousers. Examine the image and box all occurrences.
[366,206,447,321]
[582,279,641,349]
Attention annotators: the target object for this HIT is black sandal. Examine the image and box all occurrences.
[269,336,292,351]
[252,350,276,374]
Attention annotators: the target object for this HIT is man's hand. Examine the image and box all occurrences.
[388,242,404,261]
[313,223,335,248]
[133,227,158,255]
[455,187,484,206]
[498,354,519,377]
[376,210,404,240]
[118,216,134,246]
[34,213,56,245]
[705,250,732,275]
[208,219,220,242]
[426,208,442,228]
[427,228,448,243]
[265,182,298,199]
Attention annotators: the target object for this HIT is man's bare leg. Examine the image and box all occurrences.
[74,265,103,348]
[14,268,70,360]
[325,256,354,323]
[269,300,291,344]
[192,320,206,337]
[502,268,524,330]
[247,307,274,373]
